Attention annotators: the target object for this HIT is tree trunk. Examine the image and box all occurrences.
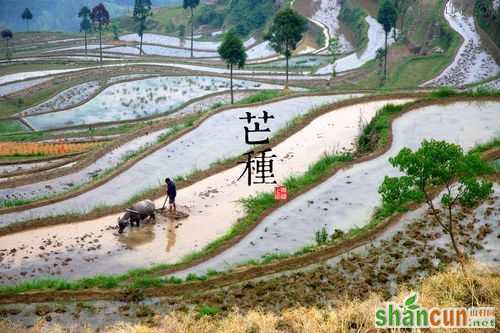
[190,7,194,58]
[285,45,289,90]
[84,30,88,56]
[140,32,144,56]
[99,27,103,63]
[5,39,9,62]
[384,31,388,81]
[230,63,234,104]
[448,205,466,273]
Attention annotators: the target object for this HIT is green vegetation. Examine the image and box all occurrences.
[339,0,368,50]
[218,29,247,104]
[379,140,494,271]
[265,7,308,88]
[198,305,222,317]
[357,103,404,153]
[0,120,27,133]
[133,0,153,56]
[226,0,277,36]
[195,4,224,29]
[78,6,92,56]
[90,3,111,63]
[474,0,500,49]
[377,0,397,80]
[236,90,283,105]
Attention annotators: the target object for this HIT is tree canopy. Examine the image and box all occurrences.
[78,6,90,19]
[265,7,307,58]
[21,8,33,20]
[183,0,200,10]
[379,139,493,271]
[218,29,247,69]
[133,0,152,23]
[134,0,152,41]
[90,3,110,28]
[1,29,13,40]
[377,0,397,34]
[79,6,91,33]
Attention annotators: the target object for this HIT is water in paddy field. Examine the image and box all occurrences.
[23,76,285,130]
[177,100,500,278]
[0,94,360,227]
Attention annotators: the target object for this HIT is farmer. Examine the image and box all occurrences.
[165,177,177,213]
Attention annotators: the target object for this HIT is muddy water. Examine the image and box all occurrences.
[177,100,500,277]
[0,94,360,227]
[0,97,408,283]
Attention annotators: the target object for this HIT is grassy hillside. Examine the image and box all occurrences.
[474,0,500,50]
[115,0,279,38]
[0,0,180,32]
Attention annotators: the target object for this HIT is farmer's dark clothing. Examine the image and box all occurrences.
[167,181,176,202]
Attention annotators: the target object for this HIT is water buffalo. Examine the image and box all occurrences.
[118,199,156,234]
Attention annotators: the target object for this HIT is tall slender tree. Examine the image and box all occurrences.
[90,3,110,63]
[183,0,200,58]
[79,6,91,57]
[328,36,340,81]
[377,0,397,81]
[265,7,307,89]
[218,29,247,104]
[1,29,13,61]
[133,0,152,56]
[21,8,33,32]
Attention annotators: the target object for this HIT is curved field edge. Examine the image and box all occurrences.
[0,92,425,231]
[0,87,281,189]
[0,89,306,210]
[0,94,498,301]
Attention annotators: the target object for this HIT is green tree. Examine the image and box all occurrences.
[133,0,152,56]
[183,0,200,58]
[379,140,493,272]
[265,7,307,89]
[21,8,33,32]
[377,0,397,81]
[217,29,247,104]
[90,3,111,63]
[78,6,91,56]
[328,36,341,81]
[1,29,13,61]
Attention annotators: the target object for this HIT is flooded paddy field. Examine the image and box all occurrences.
[23,76,286,130]
[0,94,359,227]
[316,16,395,74]
[424,0,500,87]
[0,94,389,282]
[177,100,500,277]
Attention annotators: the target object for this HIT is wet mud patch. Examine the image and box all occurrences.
[0,211,185,284]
